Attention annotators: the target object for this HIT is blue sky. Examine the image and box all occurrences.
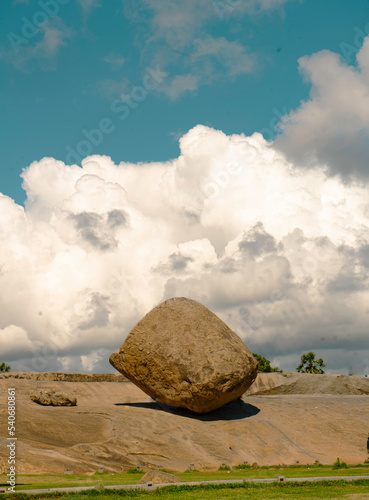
[1,0,369,374]
[1,0,368,204]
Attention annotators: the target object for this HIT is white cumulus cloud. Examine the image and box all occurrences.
[275,35,369,179]
[0,326,33,357]
[1,125,369,374]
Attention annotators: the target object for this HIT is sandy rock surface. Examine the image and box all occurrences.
[0,372,368,474]
[110,297,258,413]
[0,372,127,382]
[137,470,181,484]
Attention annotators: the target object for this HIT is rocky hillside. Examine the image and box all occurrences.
[0,372,128,382]
[0,372,368,474]
[245,372,369,395]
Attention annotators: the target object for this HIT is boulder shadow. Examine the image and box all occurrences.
[115,399,260,421]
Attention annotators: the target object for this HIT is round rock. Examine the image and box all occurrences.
[110,297,258,413]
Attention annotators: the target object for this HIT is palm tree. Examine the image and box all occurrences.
[297,352,325,374]
[0,362,11,372]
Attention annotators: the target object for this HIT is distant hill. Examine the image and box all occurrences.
[245,372,369,395]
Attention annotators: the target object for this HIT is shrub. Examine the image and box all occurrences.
[333,458,348,469]
[0,362,11,373]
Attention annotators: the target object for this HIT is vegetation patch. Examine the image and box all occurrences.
[1,479,369,500]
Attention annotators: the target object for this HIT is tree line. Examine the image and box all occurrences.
[253,351,325,374]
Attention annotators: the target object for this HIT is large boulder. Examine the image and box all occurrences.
[137,470,181,485]
[30,390,77,406]
[110,297,258,413]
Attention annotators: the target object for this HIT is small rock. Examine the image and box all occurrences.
[30,390,77,406]
[110,297,258,413]
[137,470,181,485]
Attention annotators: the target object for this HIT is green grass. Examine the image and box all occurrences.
[2,463,369,492]
[1,479,369,500]
[176,463,369,483]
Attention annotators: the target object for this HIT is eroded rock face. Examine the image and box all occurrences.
[110,297,258,413]
[30,390,77,406]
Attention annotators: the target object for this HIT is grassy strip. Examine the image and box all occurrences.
[6,464,369,491]
[1,479,369,500]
